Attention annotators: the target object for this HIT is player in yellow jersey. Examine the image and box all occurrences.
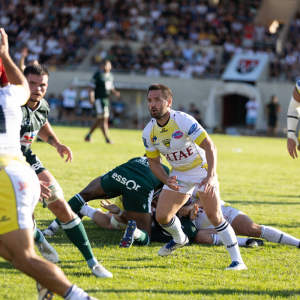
[142,83,246,270]
[287,79,300,158]
[0,28,98,300]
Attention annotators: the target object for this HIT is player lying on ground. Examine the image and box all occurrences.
[44,156,170,247]
[179,190,300,248]
[21,64,111,278]
[0,28,98,300]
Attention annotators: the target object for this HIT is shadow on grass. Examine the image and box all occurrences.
[227,200,300,206]
[86,288,300,297]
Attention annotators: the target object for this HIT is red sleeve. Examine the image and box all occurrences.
[1,65,9,85]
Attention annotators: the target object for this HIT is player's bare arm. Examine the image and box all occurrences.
[287,87,300,158]
[198,136,217,195]
[38,120,73,162]
[111,88,120,98]
[147,156,180,191]
[88,86,95,104]
[0,28,29,99]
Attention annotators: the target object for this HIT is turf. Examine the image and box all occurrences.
[1,127,300,300]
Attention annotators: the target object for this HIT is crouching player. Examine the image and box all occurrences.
[0,28,98,300]
[44,156,170,247]
[180,190,300,248]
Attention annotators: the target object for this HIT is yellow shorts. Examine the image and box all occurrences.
[0,164,40,235]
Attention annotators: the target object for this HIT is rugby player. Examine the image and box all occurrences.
[0,28,98,300]
[85,60,120,144]
[179,190,300,248]
[287,79,300,158]
[142,83,246,270]
[21,64,112,278]
[44,156,171,247]
[0,57,9,87]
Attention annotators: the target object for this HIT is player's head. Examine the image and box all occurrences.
[147,83,172,119]
[102,59,112,73]
[24,64,49,103]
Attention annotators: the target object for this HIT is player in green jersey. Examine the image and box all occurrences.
[21,64,112,278]
[44,156,176,247]
[85,60,120,144]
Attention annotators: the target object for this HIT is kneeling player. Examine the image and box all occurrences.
[180,190,300,248]
[44,156,170,247]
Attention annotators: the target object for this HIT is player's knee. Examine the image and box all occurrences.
[43,182,64,206]
[245,223,261,237]
[155,213,171,225]
[206,211,223,227]
[11,249,37,271]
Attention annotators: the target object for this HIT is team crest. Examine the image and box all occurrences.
[172,130,184,139]
[151,136,157,142]
[162,139,171,148]
[160,128,168,133]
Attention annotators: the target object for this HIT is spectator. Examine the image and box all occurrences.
[62,85,77,124]
[266,95,281,136]
[188,103,203,125]
[79,87,93,126]
[245,97,259,135]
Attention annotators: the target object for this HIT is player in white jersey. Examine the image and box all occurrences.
[179,190,300,248]
[287,79,300,158]
[0,28,98,300]
[142,83,246,270]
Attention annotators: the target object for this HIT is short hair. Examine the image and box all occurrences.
[24,64,49,78]
[147,83,172,100]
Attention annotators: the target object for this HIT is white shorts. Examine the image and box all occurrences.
[0,164,40,235]
[195,204,244,230]
[95,99,109,118]
[163,165,219,195]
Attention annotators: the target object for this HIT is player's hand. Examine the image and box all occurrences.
[39,181,51,201]
[178,204,193,218]
[56,144,73,162]
[21,47,28,58]
[287,137,300,159]
[189,204,199,221]
[114,90,121,98]
[198,175,216,196]
[166,175,183,191]
[0,28,9,58]
[100,199,121,214]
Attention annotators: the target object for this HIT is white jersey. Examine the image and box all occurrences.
[0,85,28,166]
[142,110,207,171]
[62,89,77,108]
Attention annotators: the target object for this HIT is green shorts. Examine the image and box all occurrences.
[151,213,198,243]
[23,149,47,175]
[100,166,154,213]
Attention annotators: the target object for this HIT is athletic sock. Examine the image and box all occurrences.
[80,205,98,221]
[211,234,247,247]
[133,228,150,246]
[61,217,98,269]
[34,227,45,244]
[86,133,91,138]
[55,194,86,227]
[215,220,244,264]
[64,285,89,300]
[236,237,247,247]
[260,225,300,247]
[159,215,186,244]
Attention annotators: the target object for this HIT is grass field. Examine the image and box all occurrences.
[1,126,300,300]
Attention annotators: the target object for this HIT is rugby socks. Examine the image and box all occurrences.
[212,234,247,247]
[61,217,98,269]
[64,285,89,300]
[159,215,186,244]
[54,194,86,226]
[80,204,98,221]
[34,227,45,244]
[133,228,150,246]
[260,225,300,247]
[214,220,244,264]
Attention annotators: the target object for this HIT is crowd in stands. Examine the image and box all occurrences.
[0,0,299,80]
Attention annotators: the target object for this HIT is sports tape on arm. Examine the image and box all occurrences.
[287,95,300,144]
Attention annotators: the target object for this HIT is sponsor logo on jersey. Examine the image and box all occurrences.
[172,130,184,139]
[163,146,194,161]
[21,118,31,126]
[143,137,148,148]
[188,123,199,135]
[160,128,168,133]
[0,216,10,222]
[151,136,157,142]
[112,173,141,191]
[20,131,39,145]
[162,139,171,148]
[31,161,43,171]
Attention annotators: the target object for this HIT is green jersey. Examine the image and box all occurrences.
[20,99,49,153]
[90,71,114,99]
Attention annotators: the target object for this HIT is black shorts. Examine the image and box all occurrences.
[151,212,198,243]
[23,149,47,175]
[268,116,277,127]
[63,107,75,113]
[100,166,154,213]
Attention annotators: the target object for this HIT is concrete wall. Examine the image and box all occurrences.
[48,70,293,133]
